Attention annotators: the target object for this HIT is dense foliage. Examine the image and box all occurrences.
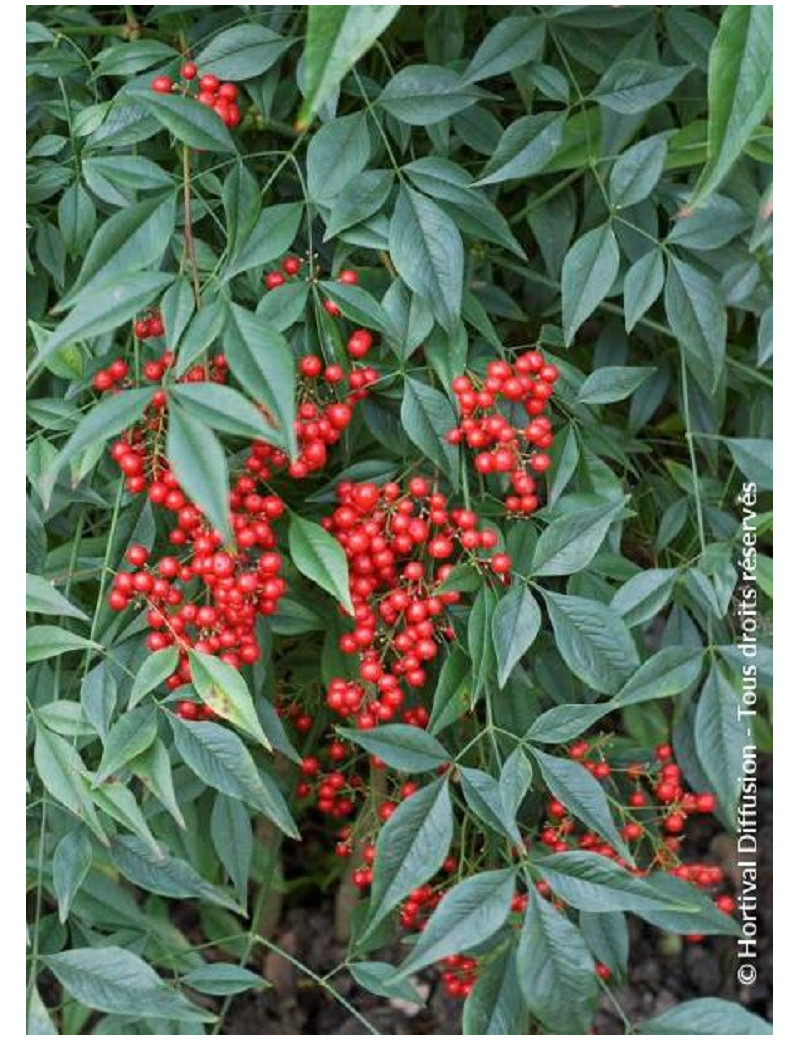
[26,5,773,1035]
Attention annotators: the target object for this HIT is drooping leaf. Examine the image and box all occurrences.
[43,947,214,1022]
[389,185,464,333]
[690,6,773,207]
[561,225,620,346]
[299,6,400,125]
[288,513,354,615]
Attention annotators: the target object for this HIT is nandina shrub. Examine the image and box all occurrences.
[26,6,772,1036]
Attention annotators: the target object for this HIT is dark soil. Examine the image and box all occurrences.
[223,765,772,1035]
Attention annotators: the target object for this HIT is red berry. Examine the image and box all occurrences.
[181,61,197,80]
[151,75,173,94]
[282,256,302,276]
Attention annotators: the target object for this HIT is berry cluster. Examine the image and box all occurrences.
[134,311,165,341]
[537,740,735,943]
[321,478,511,729]
[100,351,228,494]
[241,355,378,481]
[152,63,241,127]
[108,491,287,702]
[448,351,558,515]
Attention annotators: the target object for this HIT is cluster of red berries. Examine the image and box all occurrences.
[152,63,241,127]
[448,351,558,515]
[536,740,734,943]
[321,478,512,729]
[134,311,165,341]
[97,351,228,492]
[241,355,378,481]
[108,503,287,699]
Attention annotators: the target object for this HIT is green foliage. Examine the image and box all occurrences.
[27,5,772,1036]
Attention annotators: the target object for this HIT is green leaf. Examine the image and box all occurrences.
[366,777,452,931]
[307,113,371,204]
[463,16,545,82]
[516,887,598,1034]
[611,568,678,626]
[609,136,667,208]
[288,513,354,615]
[403,157,524,258]
[171,383,280,444]
[160,278,195,353]
[400,376,459,486]
[58,180,96,256]
[612,647,705,708]
[110,836,242,913]
[194,24,292,80]
[475,112,566,186]
[26,574,88,621]
[175,298,227,375]
[47,387,153,491]
[33,724,106,843]
[166,400,231,542]
[468,584,497,703]
[592,60,691,114]
[169,717,299,838]
[135,90,235,152]
[378,65,486,124]
[210,793,253,907]
[129,739,185,829]
[634,873,740,936]
[181,963,267,996]
[562,225,620,346]
[76,669,112,734]
[665,257,727,389]
[460,767,522,847]
[62,194,175,307]
[527,702,614,745]
[27,985,57,1035]
[533,851,700,915]
[26,626,99,662]
[492,583,541,687]
[43,947,214,1022]
[690,7,773,208]
[53,830,93,923]
[463,940,527,1035]
[531,498,626,576]
[342,724,449,773]
[324,171,394,239]
[299,5,400,125]
[389,185,464,333]
[317,281,396,339]
[349,962,423,1006]
[393,870,515,978]
[224,203,303,281]
[579,910,629,977]
[28,272,173,377]
[638,997,773,1035]
[724,438,773,490]
[543,591,639,694]
[578,367,657,406]
[223,303,297,457]
[189,649,271,748]
[623,250,665,332]
[532,749,632,862]
[694,664,749,827]
[430,647,472,736]
[128,646,180,708]
[95,705,158,783]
